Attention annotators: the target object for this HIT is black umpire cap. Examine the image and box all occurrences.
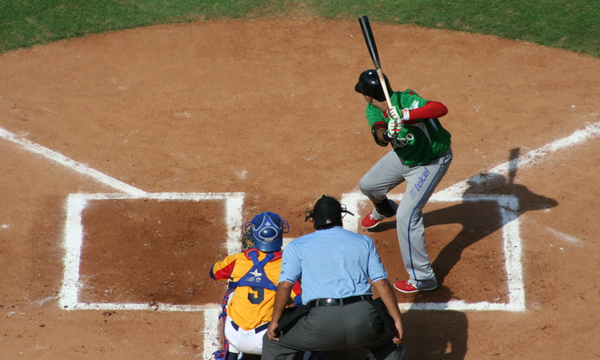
[305,194,354,228]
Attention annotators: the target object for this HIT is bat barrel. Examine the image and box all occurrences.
[358,16,381,70]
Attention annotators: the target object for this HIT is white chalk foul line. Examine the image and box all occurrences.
[438,119,600,198]
[0,127,146,196]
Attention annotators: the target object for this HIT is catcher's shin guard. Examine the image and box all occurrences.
[374,198,398,218]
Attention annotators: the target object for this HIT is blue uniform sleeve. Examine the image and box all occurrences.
[279,243,302,284]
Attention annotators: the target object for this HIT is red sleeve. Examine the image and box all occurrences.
[405,101,448,124]
[292,280,302,296]
[209,255,238,281]
[269,251,283,261]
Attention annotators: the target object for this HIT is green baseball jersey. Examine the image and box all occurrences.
[365,90,452,166]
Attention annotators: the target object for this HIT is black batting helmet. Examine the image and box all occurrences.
[354,69,392,102]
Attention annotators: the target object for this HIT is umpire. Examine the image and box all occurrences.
[262,195,405,360]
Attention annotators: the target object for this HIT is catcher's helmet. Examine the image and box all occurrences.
[354,69,392,102]
[304,194,354,229]
[244,212,289,252]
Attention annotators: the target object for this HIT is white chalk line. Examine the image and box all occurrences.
[0,126,146,196]
[59,192,244,359]
[526,218,584,245]
[342,192,525,313]
[61,191,524,358]
[61,191,523,313]
[6,119,598,356]
[61,192,523,359]
[70,302,220,312]
[51,122,600,310]
[438,119,600,199]
[59,194,86,309]
[544,226,584,245]
[61,299,524,313]
[202,307,221,360]
[0,127,245,358]
[59,192,245,312]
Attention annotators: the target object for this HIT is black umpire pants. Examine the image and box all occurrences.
[261,299,405,360]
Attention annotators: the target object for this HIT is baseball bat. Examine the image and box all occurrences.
[358,15,393,108]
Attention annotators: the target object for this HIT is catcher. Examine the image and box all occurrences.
[210,211,302,360]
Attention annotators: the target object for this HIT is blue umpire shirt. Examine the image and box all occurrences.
[279,226,388,304]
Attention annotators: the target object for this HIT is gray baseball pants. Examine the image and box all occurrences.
[261,300,404,360]
[359,148,453,289]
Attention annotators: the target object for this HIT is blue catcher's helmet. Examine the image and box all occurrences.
[244,212,289,252]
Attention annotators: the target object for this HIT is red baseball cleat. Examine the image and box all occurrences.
[361,212,382,229]
[393,280,437,294]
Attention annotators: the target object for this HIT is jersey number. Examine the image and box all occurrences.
[248,286,264,304]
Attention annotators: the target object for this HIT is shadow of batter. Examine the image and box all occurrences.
[427,171,558,287]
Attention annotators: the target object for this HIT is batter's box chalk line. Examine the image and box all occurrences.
[58,192,244,360]
[59,191,524,314]
[341,192,525,313]
[58,192,245,311]
[58,191,524,360]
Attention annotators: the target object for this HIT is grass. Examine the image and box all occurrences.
[0,0,599,56]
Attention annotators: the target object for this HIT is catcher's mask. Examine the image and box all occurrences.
[304,194,354,229]
[355,69,392,102]
[244,211,289,252]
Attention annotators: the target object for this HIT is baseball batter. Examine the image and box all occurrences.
[210,212,301,360]
[355,69,453,294]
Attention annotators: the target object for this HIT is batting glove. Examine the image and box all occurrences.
[383,117,401,141]
[386,106,410,122]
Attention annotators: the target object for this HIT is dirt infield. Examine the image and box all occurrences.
[1,19,600,359]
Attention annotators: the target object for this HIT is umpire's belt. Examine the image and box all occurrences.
[231,321,269,333]
[307,295,372,307]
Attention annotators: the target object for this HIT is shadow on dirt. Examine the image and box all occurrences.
[313,287,468,360]
[428,171,558,287]
[402,286,468,360]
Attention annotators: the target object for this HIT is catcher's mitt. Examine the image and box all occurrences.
[241,230,254,251]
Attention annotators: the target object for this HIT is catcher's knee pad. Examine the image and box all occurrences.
[374,198,398,218]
